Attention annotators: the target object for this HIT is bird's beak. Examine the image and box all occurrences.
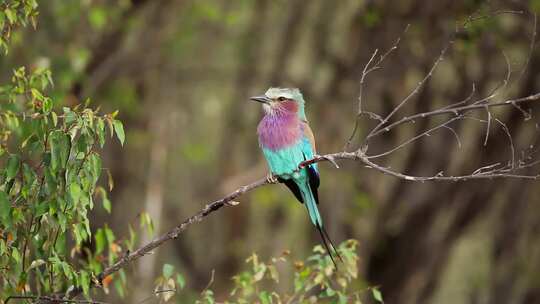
[250,95,272,104]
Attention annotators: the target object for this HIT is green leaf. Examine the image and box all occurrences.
[34,201,48,217]
[338,293,348,304]
[176,273,185,289]
[12,247,21,263]
[97,187,111,213]
[63,107,77,124]
[58,211,67,232]
[259,291,272,304]
[49,131,71,171]
[163,263,174,279]
[4,8,16,24]
[80,270,90,295]
[114,278,125,298]
[73,224,83,245]
[5,154,20,180]
[113,120,125,146]
[51,111,58,126]
[87,153,102,185]
[95,229,106,255]
[69,183,81,205]
[104,226,115,243]
[31,88,44,101]
[126,224,136,251]
[96,118,105,147]
[89,7,107,30]
[0,191,10,222]
[102,196,111,213]
[372,288,383,303]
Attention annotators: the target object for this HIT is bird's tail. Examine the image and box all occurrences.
[299,182,343,268]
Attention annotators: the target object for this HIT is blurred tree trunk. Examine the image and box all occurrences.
[131,2,177,301]
[135,93,170,299]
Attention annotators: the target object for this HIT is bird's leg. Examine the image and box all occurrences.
[266,173,279,184]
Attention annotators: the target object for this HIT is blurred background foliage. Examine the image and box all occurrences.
[2,0,540,303]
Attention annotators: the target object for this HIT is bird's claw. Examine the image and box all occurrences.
[266,174,279,184]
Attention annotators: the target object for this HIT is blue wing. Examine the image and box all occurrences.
[301,128,320,205]
[303,137,321,204]
[261,143,305,177]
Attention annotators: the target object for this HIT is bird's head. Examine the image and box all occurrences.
[250,87,306,120]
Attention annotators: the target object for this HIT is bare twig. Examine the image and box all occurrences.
[442,125,462,149]
[367,93,540,138]
[494,118,515,169]
[463,10,524,28]
[484,106,492,146]
[367,116,464,159]
[201,269,216,295]
[364,44,449,144]
[5,295,108,304]
[472,163,502,175]
[345,26,408,150]
[440,83,476,110]
[358,152,540,182]
[137,288,177,304]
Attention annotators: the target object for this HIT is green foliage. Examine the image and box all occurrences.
[0,0,38,54]
[192,240,383,304]
[0,10,125,300]
[0,65,122,298]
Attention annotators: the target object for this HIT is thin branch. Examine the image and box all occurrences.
[484,106,492,146]
[442,125,462,149]
[367,92,540,138]
[463,10,524,27]
[137,288,177,304]
[345,26,407,150]
[440,82,476,110]
[358,152,540,182]
[364,43,449,143]
[363,9,528,147]
[472,163,502,175]
[494,118,515,169]
[367,116,463,159]
[5,295,108,304]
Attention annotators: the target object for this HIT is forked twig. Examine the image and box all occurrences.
[345,26,409,150]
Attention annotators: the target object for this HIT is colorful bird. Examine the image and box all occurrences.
[250,87,341,266]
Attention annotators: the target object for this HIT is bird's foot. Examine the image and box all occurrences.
[266,174,279,184]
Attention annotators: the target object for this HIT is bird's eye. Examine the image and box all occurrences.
[277,97,287,102]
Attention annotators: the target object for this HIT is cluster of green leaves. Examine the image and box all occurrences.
[0,65,125,298]
[194,240,383,304]
[0,0,38,53]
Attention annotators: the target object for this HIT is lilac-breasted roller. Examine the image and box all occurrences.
[250,87,340,266]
